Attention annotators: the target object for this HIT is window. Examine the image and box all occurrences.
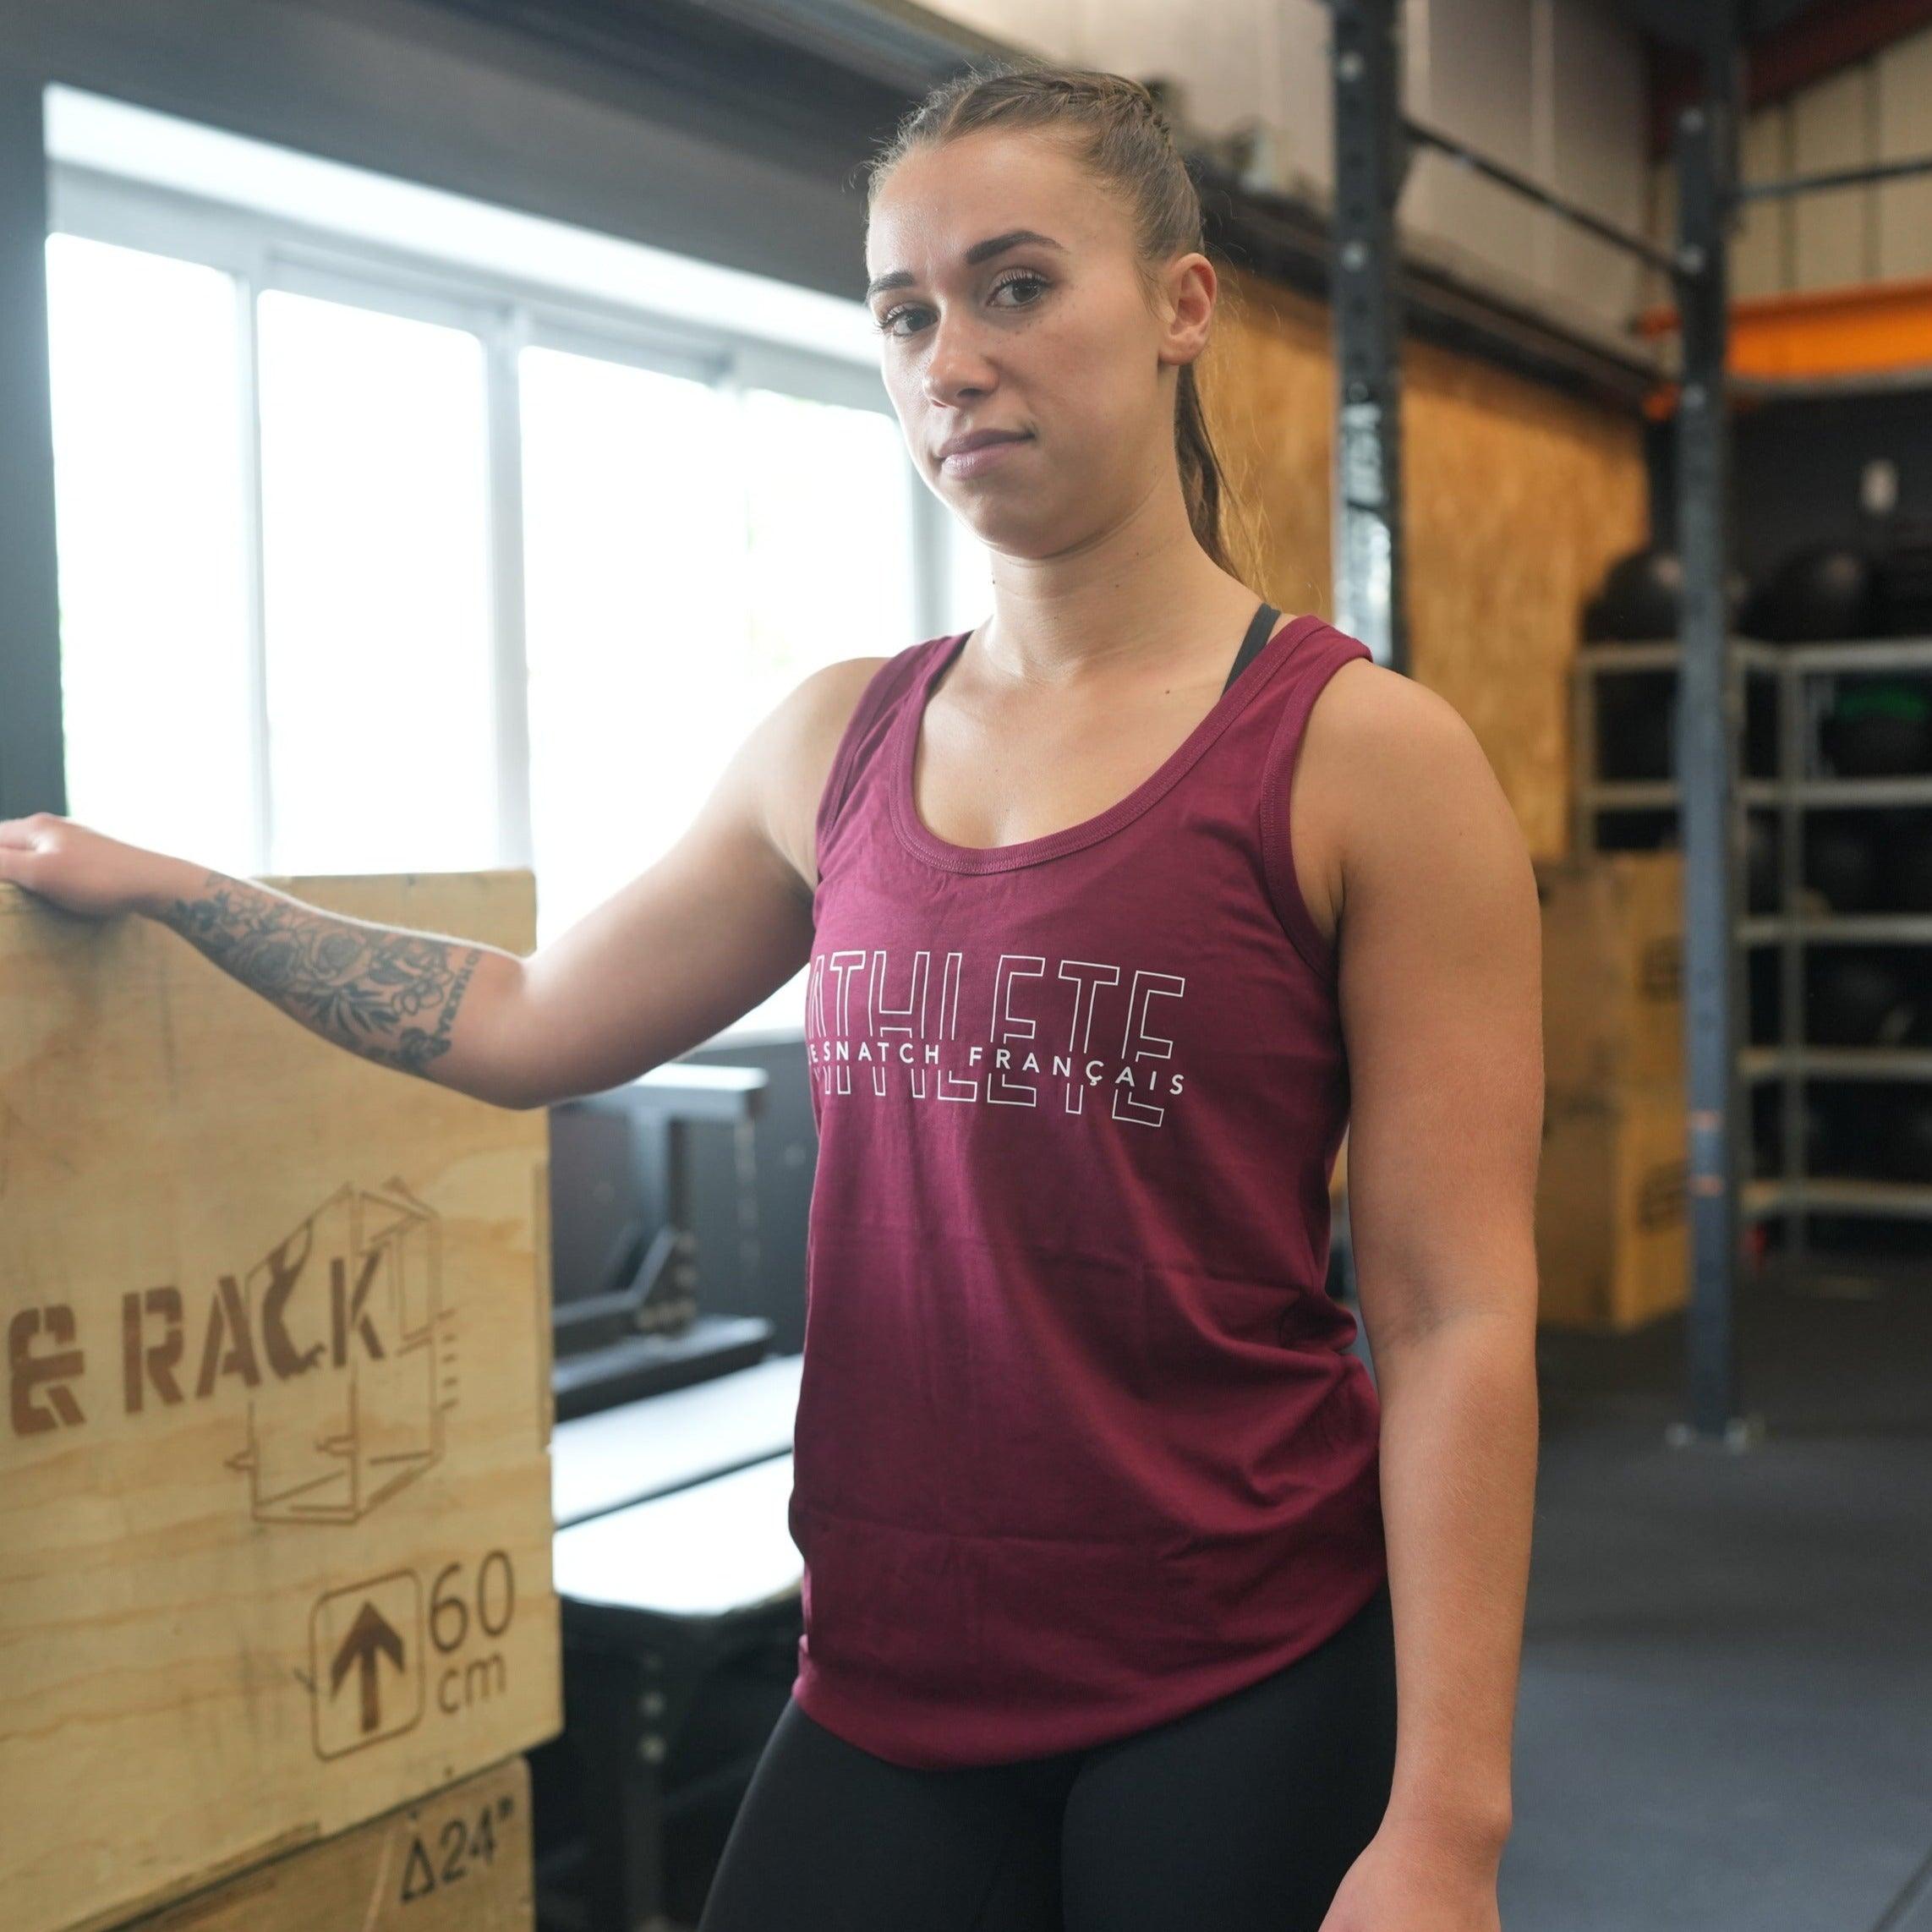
[44,234,256,878]
[517,358,921,956]
[41,85,980,1046]
[257,290,498,877]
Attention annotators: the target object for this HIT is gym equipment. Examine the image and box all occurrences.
[1814,1085,1880,1172]
[1803,820,1880,913]
[1591,666,1775,787]
[1596,671,1676,780]
[1878,813,1932,912]
[532,1359,803,1931]
[1336,8,1932,1434]
[1878,1097,1932,1182]
[550,1065,774,1421]
[0,869,559,1932]
[1885,1087,1932,1182]
[1750,1087,1830,1177]
[1819,677,1932,778]
[1603,699,1673,780]
[1582,545,1745,643]
[1744,675,1777,777]
[1875,537,1932,638]
[1907,959,1932,1045]
[551,1353,802,1530]
[1745,813,1778,913]
[533,1061,797,1927]
[545,1454,802,1930]
[1584,546,1682,642]
[1748,946,1780,1046]
[1805,953,1918,1048]
[1745,544,1880,643]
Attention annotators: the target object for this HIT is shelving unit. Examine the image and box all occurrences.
[1570,632,1932,1262]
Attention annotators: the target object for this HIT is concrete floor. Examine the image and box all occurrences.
[1500,1253,1932,1931]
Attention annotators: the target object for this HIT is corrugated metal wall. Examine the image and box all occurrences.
[1645,20,1932,304]
[911,0,1652,353]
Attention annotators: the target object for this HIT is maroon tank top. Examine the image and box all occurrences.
[795,605,1385,1768]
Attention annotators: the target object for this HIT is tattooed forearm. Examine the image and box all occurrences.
[158,870,500,1082]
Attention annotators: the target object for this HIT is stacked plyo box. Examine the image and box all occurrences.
[1533,851,1691,1331]
[1,871,561,1932]
[116,1759,534,1931]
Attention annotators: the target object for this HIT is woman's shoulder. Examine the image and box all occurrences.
[765,647,926,896]
[1301,644,1464,755]
[1290,646,1512,945]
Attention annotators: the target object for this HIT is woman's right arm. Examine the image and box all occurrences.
[0,656,883,1110]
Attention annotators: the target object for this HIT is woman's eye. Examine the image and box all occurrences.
[991,271,1048,308]
[874,272,1049,337]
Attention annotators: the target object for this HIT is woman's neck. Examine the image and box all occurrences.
[974,488,1257,690]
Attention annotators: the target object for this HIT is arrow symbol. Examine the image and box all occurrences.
[329,1600,406,1735]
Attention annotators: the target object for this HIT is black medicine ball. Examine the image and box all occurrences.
[1749,545,1880,643]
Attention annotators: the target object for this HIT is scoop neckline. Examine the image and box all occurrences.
[889,609,1326,874]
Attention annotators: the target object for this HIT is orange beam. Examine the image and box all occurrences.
[1638,276,1932,399]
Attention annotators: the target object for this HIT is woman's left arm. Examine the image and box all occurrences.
[1298,664,1546,1929]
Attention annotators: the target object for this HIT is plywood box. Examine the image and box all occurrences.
[1535,851,1683,1103]
[1535,1082,1689,1332]
[119,1756,533,1932]
[0,872,561,1932]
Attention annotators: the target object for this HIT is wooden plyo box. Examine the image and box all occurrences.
[1535,1082,1690,1332]
[118,1756,534,1932]
[1535,850,1684,1104]
[1,871,561,1932]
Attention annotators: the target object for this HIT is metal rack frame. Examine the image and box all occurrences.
[1327,0,1932,1443]
[1574,635,1932,1250]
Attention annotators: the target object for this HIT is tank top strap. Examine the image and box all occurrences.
[1221,600,1283,694]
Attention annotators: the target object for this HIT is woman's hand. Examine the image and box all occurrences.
[0,812,182,922]
[1318,1814,1506,1932]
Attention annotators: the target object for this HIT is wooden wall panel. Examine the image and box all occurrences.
[1201,264,1650,858]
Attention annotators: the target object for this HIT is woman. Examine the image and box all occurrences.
[0,61,1541,1932]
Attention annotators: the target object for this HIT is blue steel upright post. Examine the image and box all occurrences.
[1329,0,1408,676]
[1670,12,1757,1450]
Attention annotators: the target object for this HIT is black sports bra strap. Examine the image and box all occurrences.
[1221,601,1283,695]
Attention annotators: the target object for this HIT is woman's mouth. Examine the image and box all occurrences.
[940,434,1032,477]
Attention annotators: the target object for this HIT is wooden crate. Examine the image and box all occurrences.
[1,872,561,1932]
[1535,850,1684,1104]
[1535,1082,1689,1331]
[118,1756,534,1932]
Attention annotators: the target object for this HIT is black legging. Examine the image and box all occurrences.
[698,1579,1396,1932]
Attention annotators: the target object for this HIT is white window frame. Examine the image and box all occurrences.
[46,156,960,905]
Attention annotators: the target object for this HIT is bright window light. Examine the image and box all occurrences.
[519,347,748,948]
[41,85,933,1048]
[255,290,498,877]
[44,233,256,878]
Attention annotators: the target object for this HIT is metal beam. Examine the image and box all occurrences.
[1735,150,1932,200]
[1193,156,1659,414]
[1404,120,1683,276]
[1669,5,1756,1450]
[1328,0,1407,671]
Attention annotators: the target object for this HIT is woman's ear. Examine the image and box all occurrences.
[1158,252,1217,368]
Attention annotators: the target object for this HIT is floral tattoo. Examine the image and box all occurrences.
[161,872,484,1078]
